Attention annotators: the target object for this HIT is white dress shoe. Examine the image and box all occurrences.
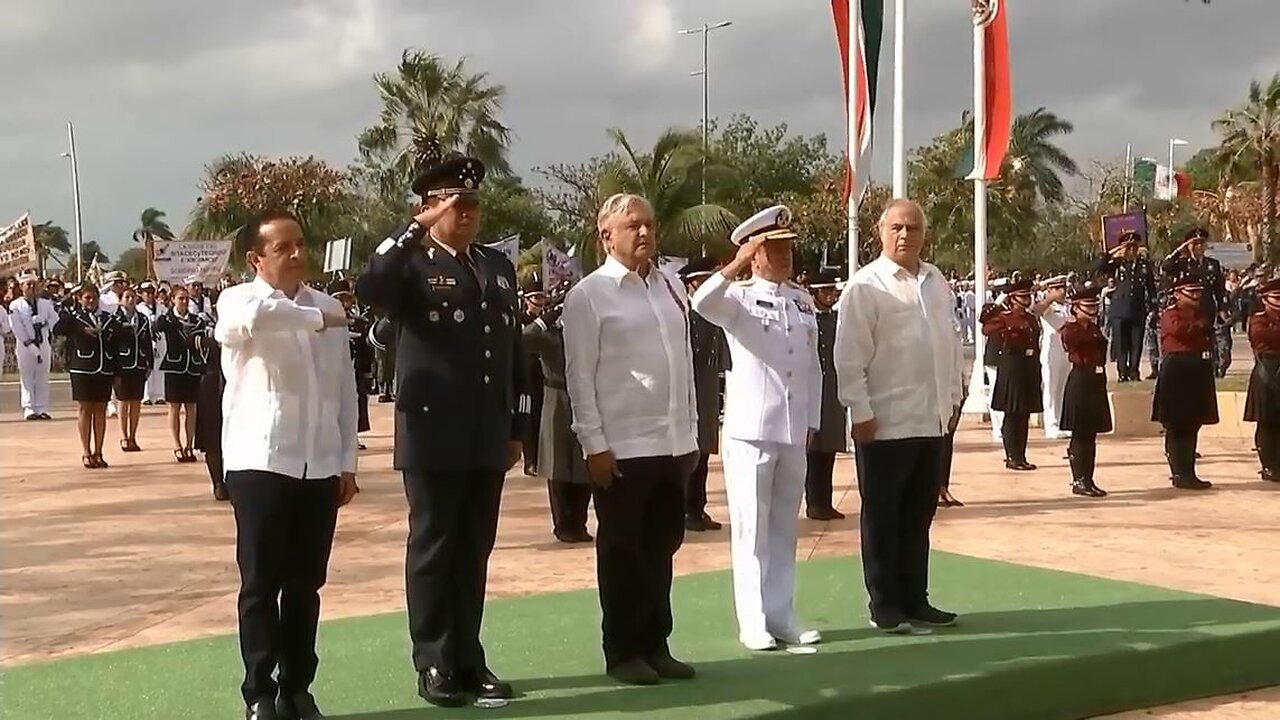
[741,633,778,651]
[774,628,822,645]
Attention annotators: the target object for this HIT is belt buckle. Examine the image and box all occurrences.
[1094,366,1104,375]
[1201,351,1211,360]
[1025,349,1034,357]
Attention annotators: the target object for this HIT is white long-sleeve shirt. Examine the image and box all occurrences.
[8,296,58,347]
[834,255,964,441]
[691,272,821,446]
[214,276,358,480]
[563,255,698,460]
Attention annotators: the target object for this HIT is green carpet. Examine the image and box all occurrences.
[4,553,1280,720]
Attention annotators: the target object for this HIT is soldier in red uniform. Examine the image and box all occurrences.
[1243,278,1280,482]
[1058,283,1111,497]
[1151,271,1218,489]
[980,277,1063,470]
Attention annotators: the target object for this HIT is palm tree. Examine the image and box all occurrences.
[358,51,512,202]
[596,128,739,260]
[1003,108,1079,205]
[33,222,71,274]
[131,208,176,279]
[1213,74,1280,259]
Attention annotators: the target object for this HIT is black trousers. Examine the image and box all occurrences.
[1068,432,1098,481]
[548,480,592,535]
[226,470,340,704]
[1001,412,1031,463]
[853,437,943,621]
[593,453,692,668]
[805,450,837,511]
[1257,424,1280,475]
[403,469,504,673]
[205,448,224,490]
[524,386,543,471]
[1163,425,1201,480]
[684,451,711,518]
[939,431,955,489]
[1112,317,1144,379]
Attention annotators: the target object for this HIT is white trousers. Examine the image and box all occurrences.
[15,341,51,416]
[144,335,166,401]
[986,366,1004,442]
[721,437,807,642]
[1041,360,1070,439]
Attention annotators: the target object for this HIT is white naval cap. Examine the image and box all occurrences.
[17,269,39,284]
[1041,274,1068,289]
[101,270,126,284]
[730,204,798,246]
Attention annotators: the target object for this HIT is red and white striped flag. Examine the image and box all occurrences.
[832,0,884,202]
[967,0,1013,180]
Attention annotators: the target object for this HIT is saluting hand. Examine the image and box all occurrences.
[720,233,772,279]
[412,194,461,229]
[586,450,622,489]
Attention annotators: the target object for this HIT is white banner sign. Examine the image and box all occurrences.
[152,240,232,284]
[484,234,520,265]
[323,237,352,273]
[657,256,689,277]
[543,244,581,292]
[0,212,37,275]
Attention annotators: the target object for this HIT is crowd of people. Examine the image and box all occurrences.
[7,140,1280,719]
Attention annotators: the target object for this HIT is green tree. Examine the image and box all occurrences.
[132,207,176,243]
[478,175,554,246]
[706,115,841,220]
[33,221,71,273]
[1213,73,1280,259]
[1004,107,1079,205]
[358,51,512,204]
[113,247,149,280]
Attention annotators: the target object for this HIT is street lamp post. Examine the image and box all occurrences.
[678,20,732,206]
[59,121,85,282]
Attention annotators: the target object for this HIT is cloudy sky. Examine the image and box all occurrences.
[3,0,1277,260]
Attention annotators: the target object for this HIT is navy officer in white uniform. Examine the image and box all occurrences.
[690,205,823,651]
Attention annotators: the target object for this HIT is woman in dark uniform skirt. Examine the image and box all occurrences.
[153,284,209,463]
[1151,270,1218,489]
[53,282,118,469]
[1243,278,1280,482]
[193,331,230,501]
[522,302,593,544]
[111,285,154,452]
[1059,283,1112,497]
[981,277,1057,470]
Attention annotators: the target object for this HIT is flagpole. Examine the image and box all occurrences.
[1123,142,1132,212]
[892,0,906,197]
[963,10,988,415]
[846,0,860,274]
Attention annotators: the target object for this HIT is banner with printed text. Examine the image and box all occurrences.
[152,240,233,284]
[0,212,38,275]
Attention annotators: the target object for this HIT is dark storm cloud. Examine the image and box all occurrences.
[2,0,1276,259]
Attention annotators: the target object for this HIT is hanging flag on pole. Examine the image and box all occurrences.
[832,0,884,203]
[484,234,521,265]
[966,0,1012,181]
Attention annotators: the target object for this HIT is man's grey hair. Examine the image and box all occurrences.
[596,193,655,236]
[877,198,928,233]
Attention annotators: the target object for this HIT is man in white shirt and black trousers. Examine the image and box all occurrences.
[356,140,527,709]
[563,193,700,686]
[834,199,965,635]
[214,209,359,720]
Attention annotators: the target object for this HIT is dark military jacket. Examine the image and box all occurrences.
[1093,254,1155,321]
[689,310,729,454]
[111,308,154,372]
[153,311,209,376]
[1161,253,1228,322]
[346,310,374,394]
[53,307,119,375]
[357,224,527,472]
[812,309,848,453]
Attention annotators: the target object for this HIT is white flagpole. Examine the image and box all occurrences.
[846,0,861,274]
[1123,142,1133,212]
[892,0,906,197]
[963,13,988,415]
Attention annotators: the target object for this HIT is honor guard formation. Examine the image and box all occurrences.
[6,165,1277,718]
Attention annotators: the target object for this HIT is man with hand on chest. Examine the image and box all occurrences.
[357,140,527,709]
[691,205,824,652]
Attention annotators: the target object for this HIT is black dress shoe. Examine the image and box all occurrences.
[462,667,514,700]
[907,605,959,627]
[806,507,846,521]
[377,394,394,404]
[418,667,467,708]
[245,699,279,720]
[607,658,660,686]
[698,512,722,530]
[213,482,230,502]
[646,650,696,680]
[684,515,708,532]
[276,691,325,720]
[1172,476,1212,490]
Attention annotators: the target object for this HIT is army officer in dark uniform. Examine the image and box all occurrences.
[522,278,593,543]
[804,269,847,520]
[1161,227,1228,351]
[681,256,727,532]
[1093,232,1155,382]
[356,142,528,709]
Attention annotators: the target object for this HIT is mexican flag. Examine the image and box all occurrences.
[832,0,884,202]
[966,0,1013,180]
[1134,159,1190,201]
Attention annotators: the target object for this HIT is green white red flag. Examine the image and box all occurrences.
[967,0,1013,180]
[832,0,884,202]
